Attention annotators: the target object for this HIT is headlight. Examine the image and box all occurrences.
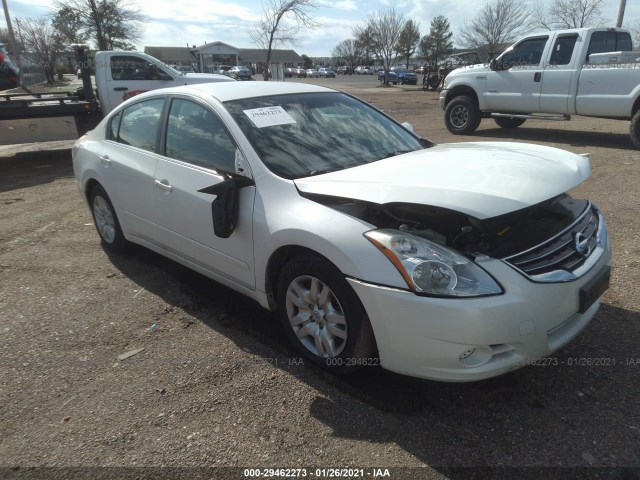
[364,229,502,297]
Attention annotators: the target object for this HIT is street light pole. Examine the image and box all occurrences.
[1,0,21,68]
[616,0,626,28]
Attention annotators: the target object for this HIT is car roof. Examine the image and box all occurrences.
[145,81,337,103]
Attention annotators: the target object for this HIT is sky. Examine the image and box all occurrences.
[2,0,639,57]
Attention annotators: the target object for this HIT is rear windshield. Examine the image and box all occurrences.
[587,31,633,56]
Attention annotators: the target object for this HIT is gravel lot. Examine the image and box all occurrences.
[1,79,639,480]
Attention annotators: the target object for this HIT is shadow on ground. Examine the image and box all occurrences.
[106,246,640,477]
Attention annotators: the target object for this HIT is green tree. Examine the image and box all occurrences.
[353,25,376,65]
[395,20,420,68]
[301,54,313,68]
[419,16,453,66]
[52,0,145,51]
[51,6,87,45]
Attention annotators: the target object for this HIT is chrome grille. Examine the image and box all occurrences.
[503,203,600,280]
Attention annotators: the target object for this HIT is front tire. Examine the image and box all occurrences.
[276,255,376,374]
[89,185,129,253]
[630,109,640,149]
[494,117,527,129]
[444,95,481,135]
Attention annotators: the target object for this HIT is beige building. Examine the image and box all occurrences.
[144,42,302,74]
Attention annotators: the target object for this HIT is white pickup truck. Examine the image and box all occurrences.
[439,28,640,147]
[93,50,233,115]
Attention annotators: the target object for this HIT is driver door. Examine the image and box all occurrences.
[485,36,549,113]
[153,97,256,289]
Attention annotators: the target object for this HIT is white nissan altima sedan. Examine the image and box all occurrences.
[73,82,611,382]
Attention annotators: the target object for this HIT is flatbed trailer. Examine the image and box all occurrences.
[0,45,101,145]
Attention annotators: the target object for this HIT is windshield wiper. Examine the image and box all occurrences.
[378,149,415,160]
[305,160,368,177]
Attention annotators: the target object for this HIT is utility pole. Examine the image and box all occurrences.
[616,0,626,28]
[1,0,21,68]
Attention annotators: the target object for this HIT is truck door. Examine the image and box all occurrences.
[540,34,579,114]
[103,54,176,114]
[485,36,549,113]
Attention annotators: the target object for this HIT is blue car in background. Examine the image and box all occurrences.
[378,67,418,85]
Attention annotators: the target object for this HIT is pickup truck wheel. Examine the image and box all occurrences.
[630,110,640,149]
[494,117,527,128]
[277,255,376,374]
[445,95,481,135]
[89,185,130,253]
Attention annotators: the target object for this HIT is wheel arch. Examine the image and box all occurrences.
[83,177,102,202]
[444,85,480,109]
[632,95,640,118]
[264,245,339,310]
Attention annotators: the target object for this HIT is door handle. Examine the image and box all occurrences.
[113,87,128,91]
[100,155,111,166]
[154,179,173,192]
[534,72,542,82]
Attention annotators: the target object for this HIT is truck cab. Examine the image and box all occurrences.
[94,51,234,114]
[439,28,640,147]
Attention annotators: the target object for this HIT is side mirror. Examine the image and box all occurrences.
[401,122,414,133]
[198,175,254,238]
[489,58,497,70]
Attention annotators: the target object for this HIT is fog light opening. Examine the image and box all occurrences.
[458,346,493,367]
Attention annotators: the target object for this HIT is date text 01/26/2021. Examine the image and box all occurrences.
[243,468,391,478]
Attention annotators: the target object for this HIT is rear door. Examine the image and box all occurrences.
[540,34,579,114]
[153,97,256,288]
[99,97,165,241]
[485,36,549,113]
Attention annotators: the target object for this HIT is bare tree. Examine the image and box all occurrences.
[362,8,406,84]
[52,0,145,51]
[332,39,362,69]
[16,17,63,83]
[249,0,320,80]
[459,0,531,59]
[0,27,10,45]
[534,0,607,30]
[395,20,420,69]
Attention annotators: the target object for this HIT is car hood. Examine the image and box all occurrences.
[294,142,590,219]
[182,73,235,84]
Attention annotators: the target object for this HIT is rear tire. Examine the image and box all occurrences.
[494,117,527,129]
[444,95,481,135]
[89,185,129,253]
[630,110,640,149]
[276,255,376,374]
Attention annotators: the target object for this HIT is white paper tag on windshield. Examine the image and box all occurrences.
[243,106,296,128]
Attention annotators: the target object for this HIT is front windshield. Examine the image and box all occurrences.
[224,92,424,179]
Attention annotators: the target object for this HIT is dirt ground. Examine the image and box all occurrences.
[0,82,639,480]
